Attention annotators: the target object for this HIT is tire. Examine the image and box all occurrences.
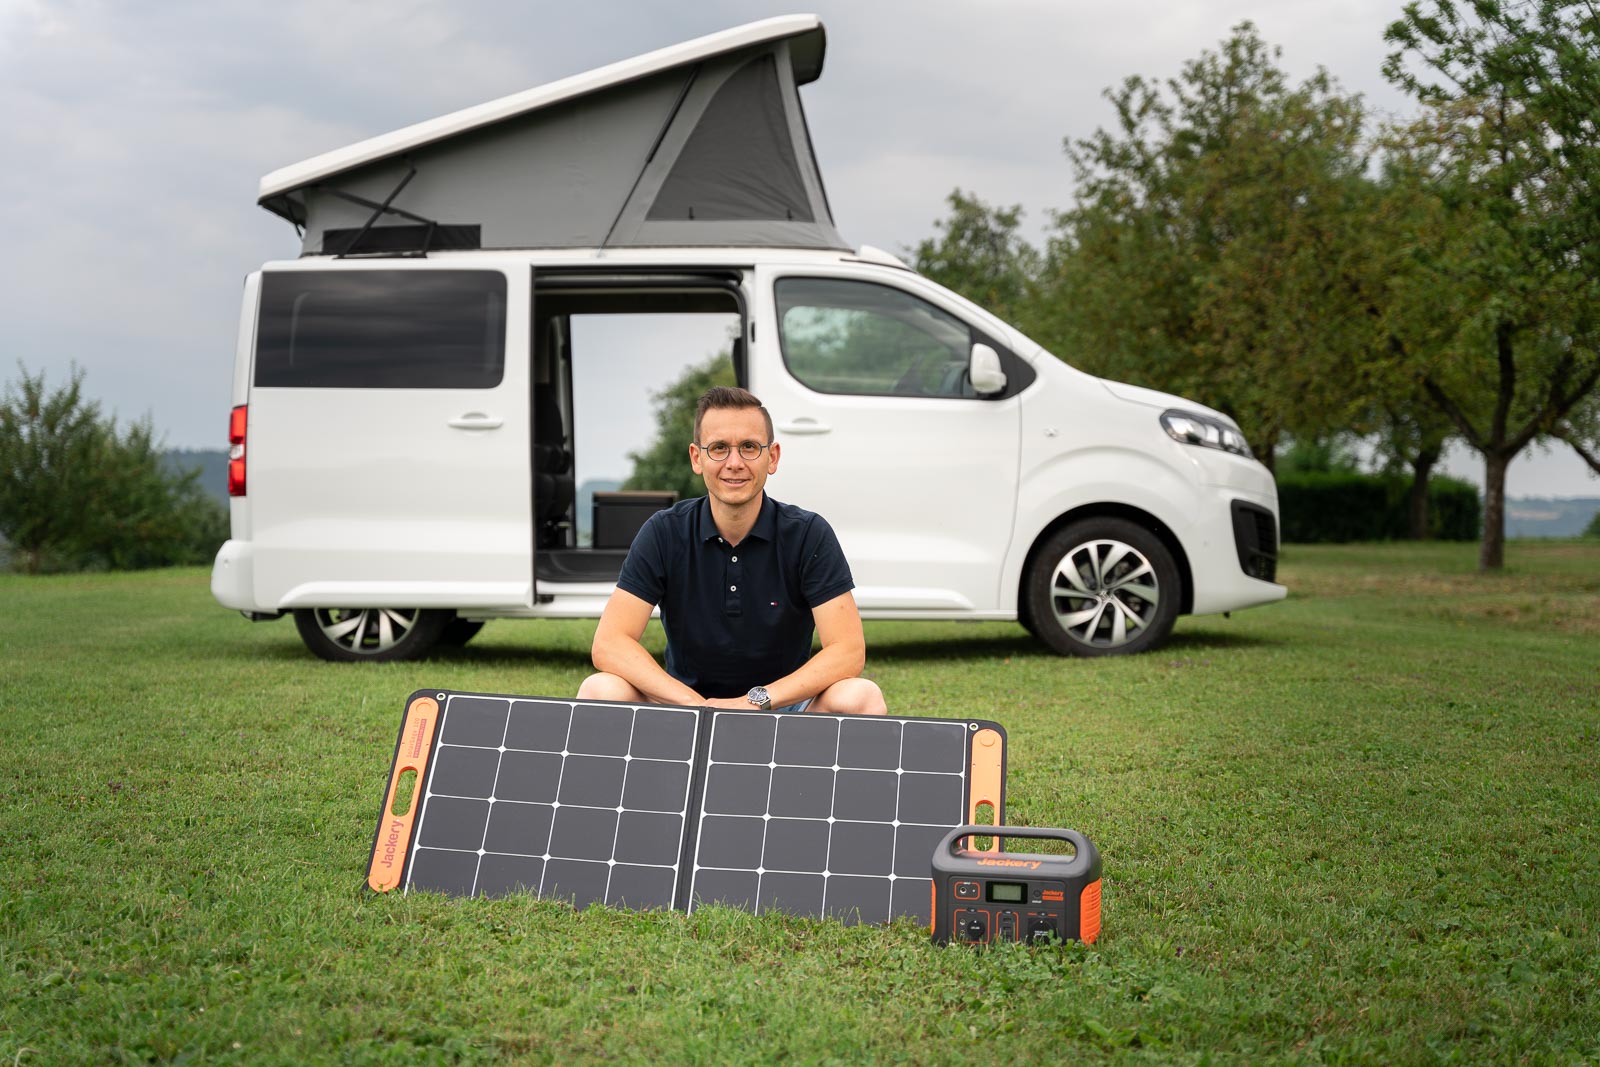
[1017,587,1040,638]
[438,616,486,648]
[1024,518,1181,657]
[292,607,451,663]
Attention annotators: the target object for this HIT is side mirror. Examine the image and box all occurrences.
[969,343,1007,396]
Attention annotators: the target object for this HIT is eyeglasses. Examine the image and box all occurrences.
[697,440,772,462]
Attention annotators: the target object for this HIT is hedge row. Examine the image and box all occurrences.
[1276,471,1481,543]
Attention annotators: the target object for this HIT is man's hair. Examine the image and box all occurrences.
[693,386,774,443]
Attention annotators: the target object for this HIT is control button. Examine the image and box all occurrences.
[954,881,980,900]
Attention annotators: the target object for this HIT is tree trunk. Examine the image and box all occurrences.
[1479,452,1509,571]
[1409,445,1440,540]
[1258,430,1279,476]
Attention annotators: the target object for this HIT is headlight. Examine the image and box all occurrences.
[1160,410,1253,458]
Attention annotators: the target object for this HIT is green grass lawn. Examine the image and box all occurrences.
[2,541,1597,1065]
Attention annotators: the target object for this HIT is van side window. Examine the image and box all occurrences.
[775,278,976,398]
[256,271,506,388]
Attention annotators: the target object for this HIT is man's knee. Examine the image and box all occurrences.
[814,677,887,716]
[577,672,642,702]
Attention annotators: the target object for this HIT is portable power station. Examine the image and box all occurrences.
[931,825,1102,945]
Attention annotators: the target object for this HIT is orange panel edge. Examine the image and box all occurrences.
[968,727,1004,855]
[1081,879,1103,944]
[366,695,441,893]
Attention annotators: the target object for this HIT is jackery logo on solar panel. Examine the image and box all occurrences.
[379,820,404,870]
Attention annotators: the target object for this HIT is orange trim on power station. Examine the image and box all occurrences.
[1080,878,1102,945]
[367,695,441,892]
[968,728,1004,854]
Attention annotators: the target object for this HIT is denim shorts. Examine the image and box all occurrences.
[773,698,814,714]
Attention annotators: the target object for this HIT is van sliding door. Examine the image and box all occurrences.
[247,264,533,610]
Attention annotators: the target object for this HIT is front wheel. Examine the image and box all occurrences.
[292,607,451,663]
[1024,519,1181,657]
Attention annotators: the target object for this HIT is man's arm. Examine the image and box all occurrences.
[702,590,866,710]
[591,587,704,706]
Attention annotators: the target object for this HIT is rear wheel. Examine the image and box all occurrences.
[1024,518,1180,657]
[292,607,450,663]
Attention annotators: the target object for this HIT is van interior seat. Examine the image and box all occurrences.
[534,387,574,547]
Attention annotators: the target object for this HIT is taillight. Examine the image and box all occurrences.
[228,405,247,496]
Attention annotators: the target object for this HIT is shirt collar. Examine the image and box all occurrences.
[696,493,778,544]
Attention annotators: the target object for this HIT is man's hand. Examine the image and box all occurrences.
[702,695,758,710]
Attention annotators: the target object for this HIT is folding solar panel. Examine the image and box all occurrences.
[368,690,1007,926]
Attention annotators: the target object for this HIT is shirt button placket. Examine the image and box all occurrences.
[725,547,743,615]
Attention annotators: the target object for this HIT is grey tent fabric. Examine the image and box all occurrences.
[649,55,813,223]
[259,18,847,255]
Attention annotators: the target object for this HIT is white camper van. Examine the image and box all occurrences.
[211,15,1285,662]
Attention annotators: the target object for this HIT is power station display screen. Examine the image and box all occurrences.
[987,881,1026,903]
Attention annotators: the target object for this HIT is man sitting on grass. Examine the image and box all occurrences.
[577,386,886,715]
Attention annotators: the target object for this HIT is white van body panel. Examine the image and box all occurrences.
[1000,347,1286,617]
[218,258,534,613]
[212,245,1286,645]
[212,271,262,612]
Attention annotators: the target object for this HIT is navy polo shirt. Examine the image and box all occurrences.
[614,494,855,699]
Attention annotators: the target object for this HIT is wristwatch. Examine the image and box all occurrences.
[746,686,772,711]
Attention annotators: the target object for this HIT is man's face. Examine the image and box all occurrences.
[690,406,780,509]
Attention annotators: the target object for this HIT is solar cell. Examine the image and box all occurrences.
[369,690,1006,927]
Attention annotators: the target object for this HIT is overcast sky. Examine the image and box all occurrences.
[3,0,1595,496]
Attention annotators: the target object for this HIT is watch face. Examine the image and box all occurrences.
[748,686,770,708]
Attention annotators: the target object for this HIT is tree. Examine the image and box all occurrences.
[1551,394,1600,477]
[909,190,1042,329]
[0,365,103,572]
[1038,23,1380,465]
[622,352,737,503]
[1363,376,1462,539]
[1383,0,1600,569]
[0,364,228,573]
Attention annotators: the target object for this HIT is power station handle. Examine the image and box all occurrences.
[937,824,1100,876]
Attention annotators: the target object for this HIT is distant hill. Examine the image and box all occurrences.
[576,479,622,545]
[1506,497,1600,538]
[164,449,230,506]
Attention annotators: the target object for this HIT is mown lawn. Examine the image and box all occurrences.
[1,541,1596,1065]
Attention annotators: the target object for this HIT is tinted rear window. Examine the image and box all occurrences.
[255,270,506,388]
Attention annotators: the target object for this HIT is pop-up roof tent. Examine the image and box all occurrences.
[258,15,848,256]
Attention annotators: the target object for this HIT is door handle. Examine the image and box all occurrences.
[448,412,503,430]
[778,418,832,435]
